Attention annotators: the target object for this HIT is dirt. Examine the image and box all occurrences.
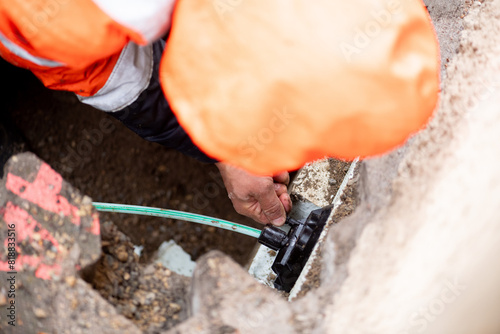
[290,158,351,208]
[91,221,190,333]
[2,59,259,267]
[326,159,352,200]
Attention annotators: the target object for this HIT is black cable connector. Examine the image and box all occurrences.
[258,205,333,292]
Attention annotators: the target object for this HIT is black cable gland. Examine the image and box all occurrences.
[258,225,289,251]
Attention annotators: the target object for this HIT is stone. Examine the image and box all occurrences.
[0,153,140,334]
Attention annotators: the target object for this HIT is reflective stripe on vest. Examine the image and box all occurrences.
[0,31,63,68]
[76,42,153,112]
[0,0,171,110]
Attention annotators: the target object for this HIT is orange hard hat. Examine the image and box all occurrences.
[160,0,440,175]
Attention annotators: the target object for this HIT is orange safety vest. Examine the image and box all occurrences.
[160,0,441,175]
[1,0,440,175]
[0,0,175,110]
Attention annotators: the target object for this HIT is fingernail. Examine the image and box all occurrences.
[272,217,285,226]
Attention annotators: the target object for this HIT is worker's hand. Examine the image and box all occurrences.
[216,162,292,226]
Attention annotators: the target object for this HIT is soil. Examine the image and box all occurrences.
[326,159,353,201]
[290,158,351,208]
[90,221,190,333]
[2,59,259,266]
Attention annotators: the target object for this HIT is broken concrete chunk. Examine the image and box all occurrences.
[0,153,139,334]
[0,152,101,279]
[180,251,296,334]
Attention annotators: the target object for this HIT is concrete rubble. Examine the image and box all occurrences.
[0,153,140,334]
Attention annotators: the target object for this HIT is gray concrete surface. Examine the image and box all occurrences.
[424,0,469,77]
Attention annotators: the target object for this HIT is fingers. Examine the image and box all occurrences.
[278,192,292,213]
[273,171,290,186]
[216,162,290,226]
[257,185,287,226]
[274,183,288,196]
[274,183,292,213]
[273,172,292,215]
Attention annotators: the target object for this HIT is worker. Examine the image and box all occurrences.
[0,0,439,225]
[0,0,292,226]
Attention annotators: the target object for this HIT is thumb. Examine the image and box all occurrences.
[258,188,286,226]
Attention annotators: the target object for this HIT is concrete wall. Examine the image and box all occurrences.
[319,1,500,333]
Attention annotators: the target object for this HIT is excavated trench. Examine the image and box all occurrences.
[1,58,360,331]
[2,1,491,332]
[1,60,257,331]
[3,68,257,266]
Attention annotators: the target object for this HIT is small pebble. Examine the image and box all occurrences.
[144,292,156,305]
[169,303,181,313]
[65,276,76,287]
[34,308,48,318]
[116,247,129,262]
[71,299,78,310]
[0,292,7,306]
[143,265,155,276]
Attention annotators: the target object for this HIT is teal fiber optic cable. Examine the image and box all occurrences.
[92,202,261,239]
